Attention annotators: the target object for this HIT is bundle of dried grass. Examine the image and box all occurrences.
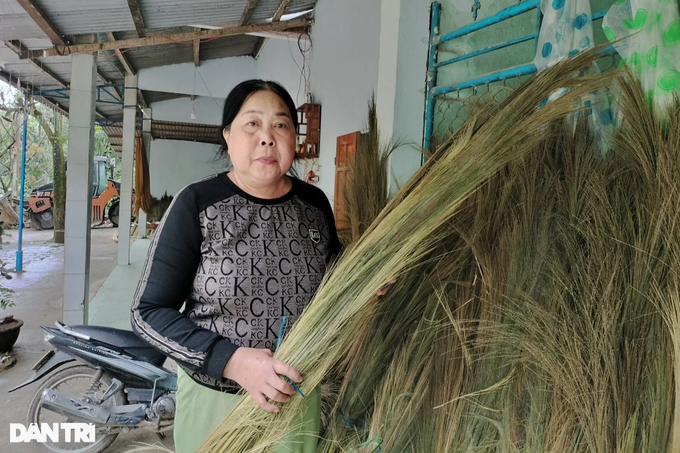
[197,49,619,453]
[341,95,400,246]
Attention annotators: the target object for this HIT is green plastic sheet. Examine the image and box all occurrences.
[603,0,680,111]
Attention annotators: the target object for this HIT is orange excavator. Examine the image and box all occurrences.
[28,156,127,230]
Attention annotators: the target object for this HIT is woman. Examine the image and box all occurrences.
[131,80,341,453]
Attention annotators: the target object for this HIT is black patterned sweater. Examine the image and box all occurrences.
[131,173,341,391]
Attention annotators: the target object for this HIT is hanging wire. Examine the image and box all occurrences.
[195,67,223,111]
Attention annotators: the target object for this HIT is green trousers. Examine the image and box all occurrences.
[174,367,321,453]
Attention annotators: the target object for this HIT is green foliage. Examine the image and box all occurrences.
[0,81,119,205]
[94,126,121,181]
[0,297,14,311]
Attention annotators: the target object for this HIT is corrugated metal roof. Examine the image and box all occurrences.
[38,59,72,83]
[17,38,54,50]
[125,42,195,70]
[0,0,318,125]
[199,34,260,60]
[151,119,221,144]
[0,43,62,89]
[286,0,317,14]
[0,0,48,40]
[103,119,219,153]
[96,56,127,83]
[32,0,136,35]
[254,0,315,22]
[142,0,244,29]
[142,90,188,104]
[101,125,123,152]
[251,0,313,22]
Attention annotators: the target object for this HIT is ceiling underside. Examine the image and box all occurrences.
[0,0,314,148]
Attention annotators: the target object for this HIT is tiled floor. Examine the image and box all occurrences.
[88,237,152,329]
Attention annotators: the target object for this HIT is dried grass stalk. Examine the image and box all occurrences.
[341,95,400,246]
[198,49,617,453]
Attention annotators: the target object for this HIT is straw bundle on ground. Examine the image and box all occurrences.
[195,49,630,453]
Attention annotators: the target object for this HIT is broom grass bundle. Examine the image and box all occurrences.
[341,94,401,246]
[197,49,619,453]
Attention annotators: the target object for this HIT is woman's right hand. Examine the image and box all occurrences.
[222,347,303,413]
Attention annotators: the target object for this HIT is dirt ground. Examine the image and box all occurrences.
[0,227,174,453]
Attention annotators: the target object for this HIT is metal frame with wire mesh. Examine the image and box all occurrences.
[423,0,618,152]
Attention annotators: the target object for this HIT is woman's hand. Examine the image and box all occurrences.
[222,347,303,413]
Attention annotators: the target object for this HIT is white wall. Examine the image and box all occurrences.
[141,37,308,196]
[152,95,224,125]
[138,57,256,98]
[390,0,430,192]
[138,0,432,206]
[306,0,382,202]
[149,139,224,197]
[256,35,311,108]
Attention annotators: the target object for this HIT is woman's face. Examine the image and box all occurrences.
[223,90,296,191]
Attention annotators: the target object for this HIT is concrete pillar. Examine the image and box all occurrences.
[377,0,429,194]
[377,0,400,145]
[137,107,152,238]
[63,53,96,325]
[118,75,137,265]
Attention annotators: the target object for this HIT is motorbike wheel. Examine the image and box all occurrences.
[27,365,126,453]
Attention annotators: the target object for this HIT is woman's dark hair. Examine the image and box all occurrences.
[216,79,298,157]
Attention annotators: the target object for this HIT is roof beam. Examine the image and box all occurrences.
[252,37,266,58]
[137,90,148,110]
[3,41,107,118]
[95,71,125,117]
[15,0,66,47]
[126,0,146,38]
[106,32,136,76]
[4,40,69,88]
[0,70,73,118]
[193,29,200,67]
[240,0,261,26]
[23,17,310,59]
[273,0,292,21]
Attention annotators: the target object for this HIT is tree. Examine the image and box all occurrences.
[0,80,118,240]
[94,126,120,181]
[35,105,66,243]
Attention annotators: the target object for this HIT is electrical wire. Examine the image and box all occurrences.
[195,66,224,111]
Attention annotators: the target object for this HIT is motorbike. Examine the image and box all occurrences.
[9,321,176,453]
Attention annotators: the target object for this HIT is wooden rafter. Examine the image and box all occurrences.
[273,0,292,21]
[193,29,200,67]
[126,0,146,38]
[15,0,66,47]
[106,32,136,76]
[240,0,261,26]
[22,17,310,59]
[137,90,148,110]
[252,37,266,58]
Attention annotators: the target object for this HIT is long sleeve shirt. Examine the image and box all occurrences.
[131,174,341,391]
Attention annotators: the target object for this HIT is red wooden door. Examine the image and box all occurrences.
[334,131,361,231]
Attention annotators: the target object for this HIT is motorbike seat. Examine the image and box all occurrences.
[68,325,167,368]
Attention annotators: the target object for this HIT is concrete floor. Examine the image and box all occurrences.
[0,227,174,452]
